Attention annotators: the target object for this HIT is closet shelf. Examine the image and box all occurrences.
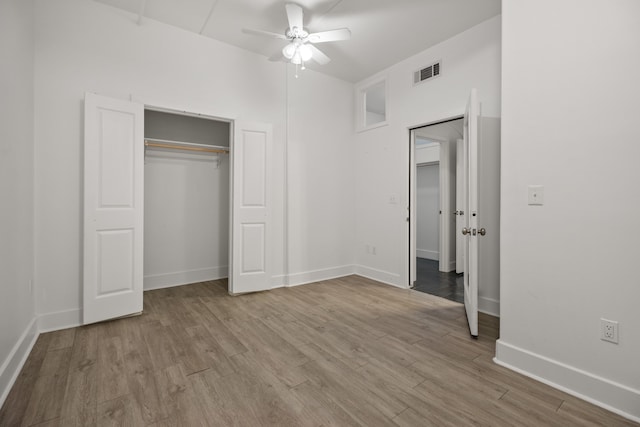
[144,138,229,154]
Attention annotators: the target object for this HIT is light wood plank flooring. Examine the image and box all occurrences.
[0,276,636,426]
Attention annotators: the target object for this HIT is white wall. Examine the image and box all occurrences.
[33,0,354,325]
[497,0,640,421]
[286,69,355,284]
[416,165,439,260]
[0,0,38,406]
[354,16,501,286]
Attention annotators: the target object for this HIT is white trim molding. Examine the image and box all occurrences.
[495,340,640,423]
[417,249,439,260]
[38,308,82,333]
[143,266,228,291]
[478,296,500,317]
[270,265,356,289]
[355,265,404,289]
[0,318,39,409]
[285,265,356,287]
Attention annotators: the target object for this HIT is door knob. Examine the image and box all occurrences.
[478,228,486,236]
[461,227,471,235]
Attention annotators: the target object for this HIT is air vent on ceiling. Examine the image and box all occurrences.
[413,61,441,86]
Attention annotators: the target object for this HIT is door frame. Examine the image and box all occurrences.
[408,115,464,287]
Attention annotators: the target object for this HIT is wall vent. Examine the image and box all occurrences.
[413,61,441,85]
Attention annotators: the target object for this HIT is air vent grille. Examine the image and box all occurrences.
[414,61,441,85]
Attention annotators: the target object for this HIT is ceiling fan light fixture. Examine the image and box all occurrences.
[291,51,302,65]
[282,43,297,59]
[299,44,312,62]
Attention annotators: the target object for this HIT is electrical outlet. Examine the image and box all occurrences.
[600,318,619,344]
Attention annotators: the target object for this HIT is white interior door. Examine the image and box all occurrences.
[83,93,144,324]
[230,122,273,294]
[463,89,480,337]
[456,138,465,274]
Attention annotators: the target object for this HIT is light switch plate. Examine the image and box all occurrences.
[528,185,544,205]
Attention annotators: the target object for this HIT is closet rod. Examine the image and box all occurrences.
[144,138,229,154]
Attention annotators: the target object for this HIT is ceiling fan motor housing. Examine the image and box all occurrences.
[286,27,308,40]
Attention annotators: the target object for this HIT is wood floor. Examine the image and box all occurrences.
[0,276,636,426]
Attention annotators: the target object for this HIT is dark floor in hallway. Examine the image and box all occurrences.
[414,258,464,303]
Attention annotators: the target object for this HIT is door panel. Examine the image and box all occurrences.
[84,93,144,324]
[463,89,480,337]
[231,123,273,294]
[96,230,134,295]
[241,223,266,272]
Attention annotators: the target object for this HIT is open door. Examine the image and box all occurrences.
[83,93,144,324]
[463,89,480,337]
[229,122,273,295]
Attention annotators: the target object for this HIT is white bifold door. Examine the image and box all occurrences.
[462,89,480,337]
[83,93,144,325]
[229,122,273,295]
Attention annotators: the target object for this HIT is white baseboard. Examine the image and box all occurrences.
[495,340,640,423]
[269,265,356,289]
[417,249,439,260]
[0,317,39,409]
[286,265,356,287]
[38,308,82,332]
[354,265,404,289]
[269,274,287,289]
[144,266,228,291]
[478,296,500,317]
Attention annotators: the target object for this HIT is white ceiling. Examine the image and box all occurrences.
[94,0,501,82]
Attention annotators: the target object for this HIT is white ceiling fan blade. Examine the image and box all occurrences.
[242,28,287,40]
[307,28,351,43]
[308,44,331,65]
[268,51,286,62]
[285,3,304,31]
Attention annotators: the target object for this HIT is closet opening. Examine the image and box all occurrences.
[143,108,231,292]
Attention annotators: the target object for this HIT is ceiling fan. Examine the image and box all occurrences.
[242,3,351,72]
